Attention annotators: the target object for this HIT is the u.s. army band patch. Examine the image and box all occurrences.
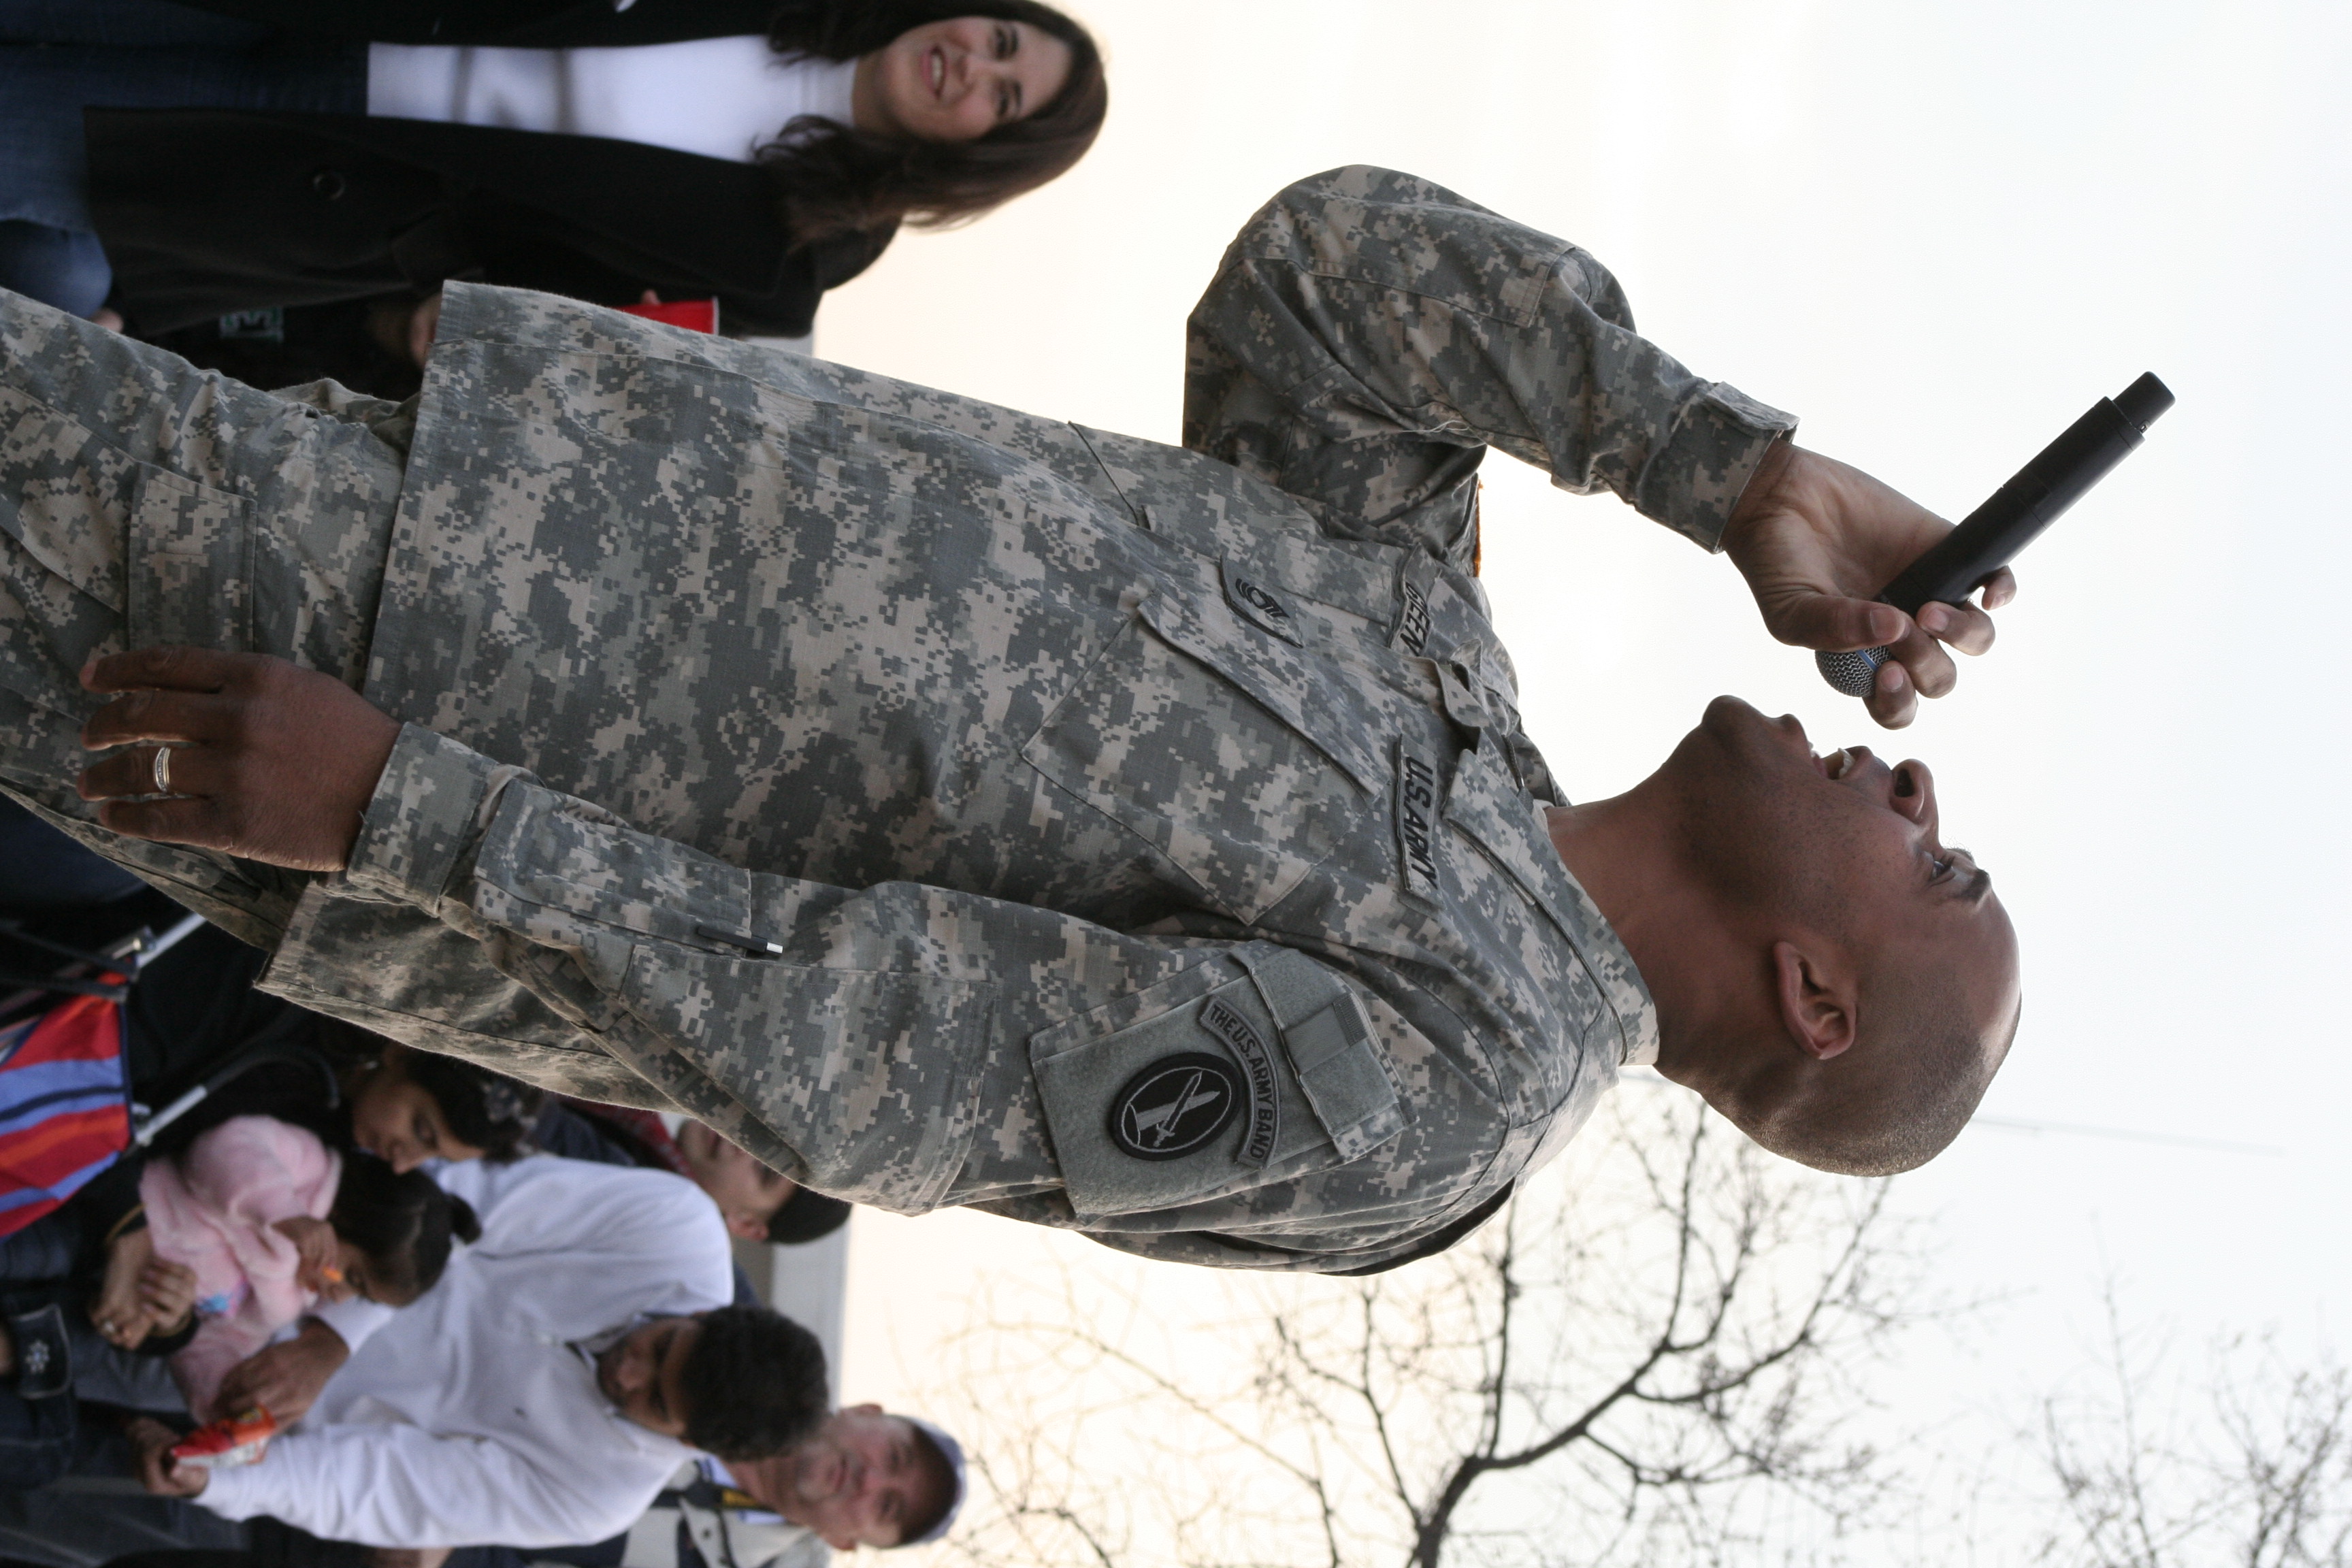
[1107,1052,1243,1160]
[1394,741,1441,902]
[1198,995,1280,1167]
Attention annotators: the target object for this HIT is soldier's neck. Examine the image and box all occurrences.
[1546,798,1762,1094]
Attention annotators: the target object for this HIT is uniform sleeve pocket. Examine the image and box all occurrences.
[1235,944,1404,1160]
[475,785,759,953]
[1028,945,1403,1218]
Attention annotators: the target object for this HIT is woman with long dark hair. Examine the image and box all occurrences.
[0,0,1108,393]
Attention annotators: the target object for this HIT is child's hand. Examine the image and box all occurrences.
[139,1258,198,1335]
[273,1216,353,1301]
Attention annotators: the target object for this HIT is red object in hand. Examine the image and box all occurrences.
[615,298,719,333]
[172,1407,279,1469]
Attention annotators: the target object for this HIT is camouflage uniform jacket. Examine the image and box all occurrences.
[257,167,1797,1271]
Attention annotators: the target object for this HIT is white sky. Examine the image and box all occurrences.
[821,1,2352,1556]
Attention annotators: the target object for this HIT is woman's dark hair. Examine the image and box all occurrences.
[760,0,1108,244]
[328,1152,481,1306]
[400,1051,543,1164]
[679,1305,830,1460]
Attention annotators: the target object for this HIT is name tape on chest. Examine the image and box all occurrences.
[1394,581,1433,655]
[1394,741,1441,902]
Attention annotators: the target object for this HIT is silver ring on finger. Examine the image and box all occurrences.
[152,745,173,794]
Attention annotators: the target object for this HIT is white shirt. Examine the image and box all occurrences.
[201,1156,735,1548]
[366,39,858,164]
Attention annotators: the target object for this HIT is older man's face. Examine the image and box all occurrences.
[733,1405,949,1549]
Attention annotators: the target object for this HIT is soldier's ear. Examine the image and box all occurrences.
[1771,939,1855,1062]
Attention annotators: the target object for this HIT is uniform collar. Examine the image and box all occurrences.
[1439,732,1659,1068]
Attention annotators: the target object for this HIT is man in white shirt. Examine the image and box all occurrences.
[126,1156,830,1550]
[600,1405,966,1568]
[417,1403,966,1568]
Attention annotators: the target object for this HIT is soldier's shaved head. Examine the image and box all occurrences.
[1708,913,2022,1177]
[1550,697,2023,1175]
[1740,960,2021,1176]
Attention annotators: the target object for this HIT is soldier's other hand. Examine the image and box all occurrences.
[128,1416,209,1498]
[1721,441,2014,730]
[76,648,400,872]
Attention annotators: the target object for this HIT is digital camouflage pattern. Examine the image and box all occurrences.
[0,167,1795,1272]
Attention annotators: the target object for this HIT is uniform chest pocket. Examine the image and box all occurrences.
[1028,947,1405,1218]
[1021,593,1384,926]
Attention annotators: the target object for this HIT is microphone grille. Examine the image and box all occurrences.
[1815,647,1888,698]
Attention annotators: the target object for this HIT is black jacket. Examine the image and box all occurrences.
[88,1,891,336]
[178,0,787,48]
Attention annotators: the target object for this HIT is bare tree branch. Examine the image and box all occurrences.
[2034,1284,2352,1568]
[916,1093,1936,1568]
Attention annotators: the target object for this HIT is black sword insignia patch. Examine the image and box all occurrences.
[1107,1053,1242,1161]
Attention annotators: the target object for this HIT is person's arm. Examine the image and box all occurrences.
[184,1418,643,1548]
[1185,166,1791,560]
[329,723,1269,1215]
[1183,165,2003,728]
[212,1313,359,1422]
[466,1162,731,1301]
[73,655,1433,1256]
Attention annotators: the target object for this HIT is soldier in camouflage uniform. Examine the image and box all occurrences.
[0,167,2019,1274]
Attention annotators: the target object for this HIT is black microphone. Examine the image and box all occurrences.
[1815,372,2176,697]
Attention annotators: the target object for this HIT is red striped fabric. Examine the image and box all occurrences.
[0,988,132,1238]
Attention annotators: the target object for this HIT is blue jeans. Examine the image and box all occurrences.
[0,794,144,910]
[0,0,365,311]
[0,1206,86,1285]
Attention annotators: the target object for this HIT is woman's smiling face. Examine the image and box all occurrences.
[854,17,1075,143]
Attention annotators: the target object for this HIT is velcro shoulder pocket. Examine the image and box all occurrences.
[1233,945,1404,1161]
